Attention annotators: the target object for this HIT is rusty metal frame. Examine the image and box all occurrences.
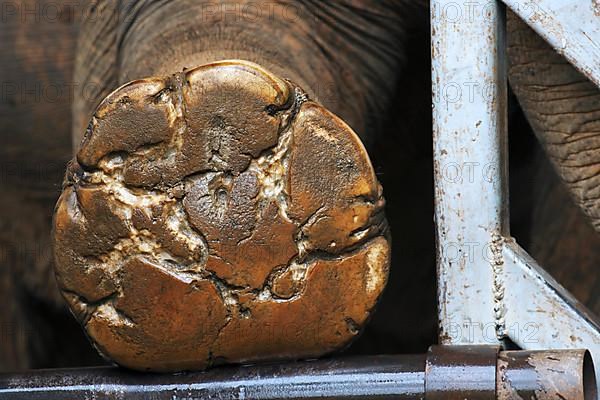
[431,0,600,391]
[2,347,595,399]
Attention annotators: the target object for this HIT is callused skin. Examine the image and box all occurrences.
[53,61,390,371]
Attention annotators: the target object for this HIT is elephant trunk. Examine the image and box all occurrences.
[507,12,600,232]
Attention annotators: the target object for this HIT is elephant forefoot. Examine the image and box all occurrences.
[52,60,390,372]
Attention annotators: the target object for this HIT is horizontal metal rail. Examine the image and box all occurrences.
[0,347,594,399]
[0,355,426,400]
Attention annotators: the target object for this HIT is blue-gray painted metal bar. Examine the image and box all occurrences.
[431,0,509,345]
[431,0,600,391]
[501,240,600,391]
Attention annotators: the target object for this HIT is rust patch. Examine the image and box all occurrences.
[593,0,600,16]
[497,350,593,399]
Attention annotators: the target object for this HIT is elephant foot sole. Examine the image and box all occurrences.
[52,60,390,372]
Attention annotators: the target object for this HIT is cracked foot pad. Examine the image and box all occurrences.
[53,60,390,372]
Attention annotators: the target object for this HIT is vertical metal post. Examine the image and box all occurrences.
[431,0,508,345]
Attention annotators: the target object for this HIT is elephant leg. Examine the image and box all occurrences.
[529,153,600,313]
[507,12,600,314]
[509,105,600,314]
[54,0,427,371]
[507,11,600,233]
[72,0,419,149]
